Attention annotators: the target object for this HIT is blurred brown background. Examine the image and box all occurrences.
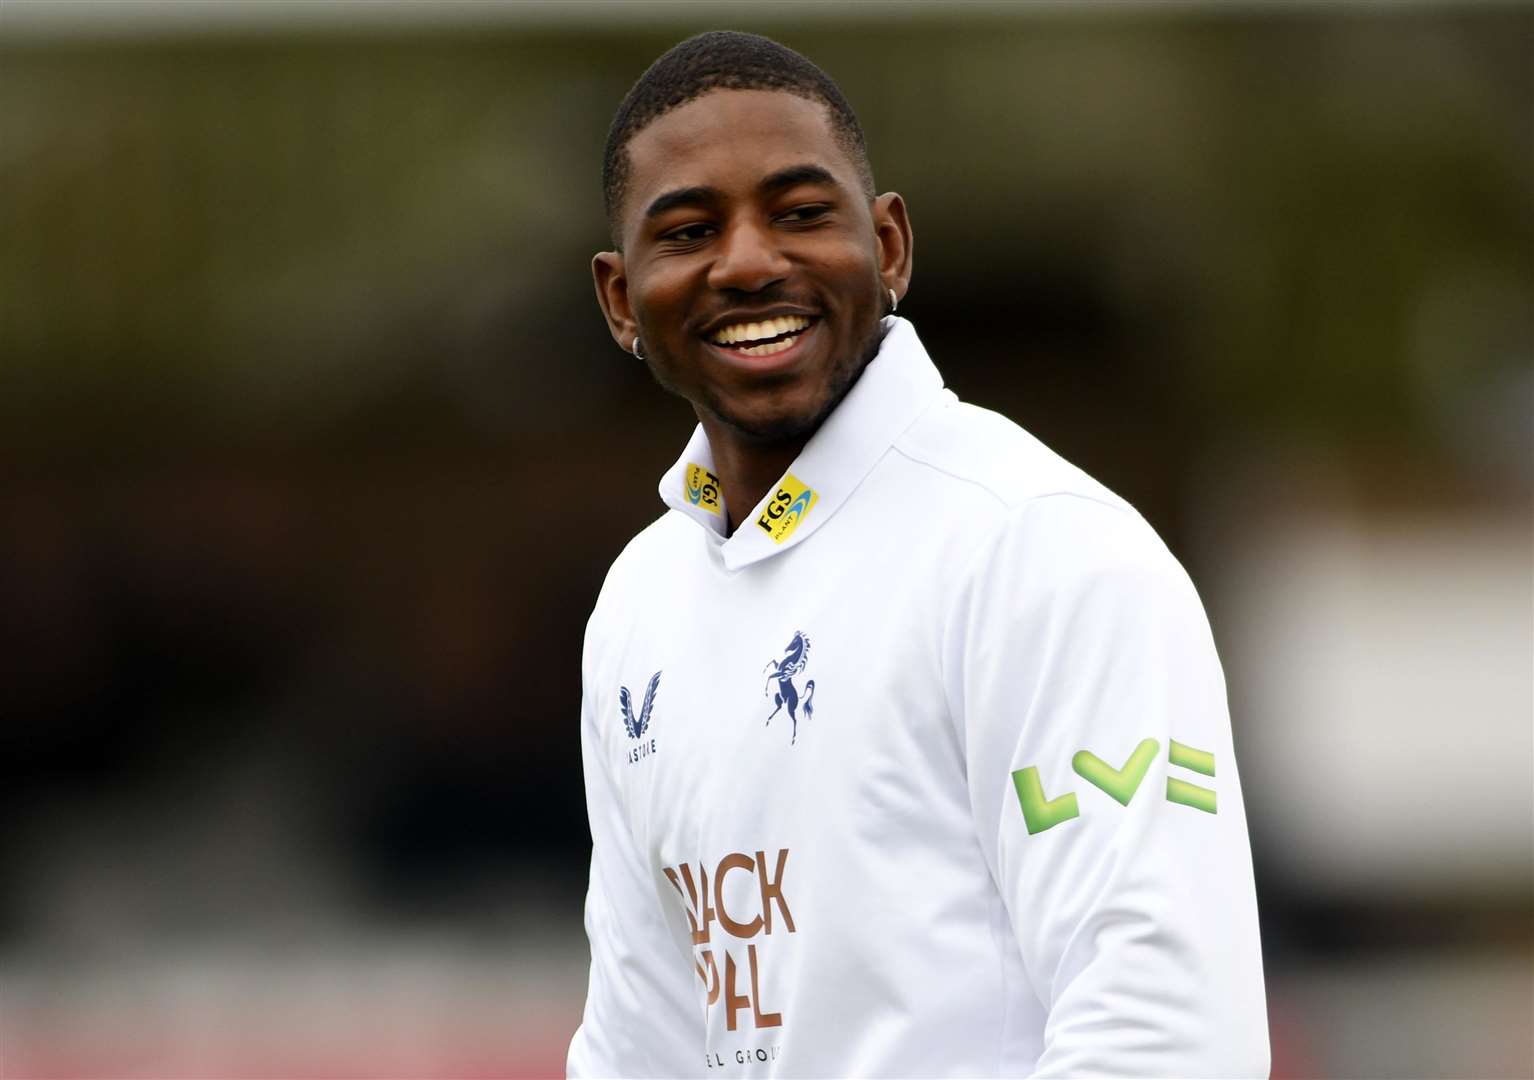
[2,2,1530,1077]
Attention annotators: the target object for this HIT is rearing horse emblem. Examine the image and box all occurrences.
[763,631,816,745]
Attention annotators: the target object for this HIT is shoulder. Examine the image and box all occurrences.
[593,508,692,600]
[891,397,1192,604]
[893,396,1133,518]
[584,510,694,639]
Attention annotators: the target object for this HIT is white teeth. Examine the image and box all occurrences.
[712,314,811,345]
[735,336,798,356]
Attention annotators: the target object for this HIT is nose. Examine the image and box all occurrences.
[706,218,790,294]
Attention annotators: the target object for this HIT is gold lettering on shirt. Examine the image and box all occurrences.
[664,848,796,1031]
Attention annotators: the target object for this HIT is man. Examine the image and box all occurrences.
[568,30,1268,1078]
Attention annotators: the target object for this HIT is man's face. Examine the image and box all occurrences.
[594,89,912,444]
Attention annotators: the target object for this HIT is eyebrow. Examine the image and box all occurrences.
[643,185,715,220]
[759,163,839,195]
[642,163,842,221]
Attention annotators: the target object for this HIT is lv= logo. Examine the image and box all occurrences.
[1012,737,1218,836]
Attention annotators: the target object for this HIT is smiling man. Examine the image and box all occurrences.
[568,31,1269,1079]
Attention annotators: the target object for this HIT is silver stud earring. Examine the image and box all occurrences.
[632,335,645,360]
[888,287,899,314]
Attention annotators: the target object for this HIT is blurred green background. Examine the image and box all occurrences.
[2,2,1530,1076]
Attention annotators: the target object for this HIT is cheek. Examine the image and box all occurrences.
[630,264,696,323]
[817,241,882,293]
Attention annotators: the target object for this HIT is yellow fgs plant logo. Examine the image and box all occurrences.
[756,473,817,544]
[685,463,722,515]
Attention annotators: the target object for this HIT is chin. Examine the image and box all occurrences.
[703,342,873,445]
[716,405,822,445]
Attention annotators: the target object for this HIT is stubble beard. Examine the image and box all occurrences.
[656,309,889,448]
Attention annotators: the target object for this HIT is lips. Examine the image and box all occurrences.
[706,313,818,359]
[710,313,811,345]
[705,316,820,371]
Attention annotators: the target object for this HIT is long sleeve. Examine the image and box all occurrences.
[948,493,1270,1078]
[567,648,702,1078]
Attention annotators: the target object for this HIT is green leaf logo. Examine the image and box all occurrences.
[1072,738,1160,806]
[1166,739,1217,813]
[1011,766,1080,835]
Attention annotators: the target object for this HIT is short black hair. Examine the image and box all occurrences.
[602,30,875,247]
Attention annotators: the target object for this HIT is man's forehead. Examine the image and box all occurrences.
[625,89,852,203]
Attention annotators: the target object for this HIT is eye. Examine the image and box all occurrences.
[778,204,831,225]
[660,222,715,244]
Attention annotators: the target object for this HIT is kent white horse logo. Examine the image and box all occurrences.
[763,631,815,745]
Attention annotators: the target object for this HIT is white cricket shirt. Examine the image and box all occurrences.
[567,317,1269,1078]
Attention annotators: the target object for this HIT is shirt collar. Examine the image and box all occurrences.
[657,316,946,571]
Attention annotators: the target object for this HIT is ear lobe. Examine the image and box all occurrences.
[592,250,635,350]
[872,192,914,304]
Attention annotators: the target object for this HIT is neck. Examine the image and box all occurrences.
[699,418,810,537]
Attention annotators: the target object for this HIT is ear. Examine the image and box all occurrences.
[871,192,914,306]
[592,250,636,352]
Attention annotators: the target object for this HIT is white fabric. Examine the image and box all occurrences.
[567,317,1269,1079]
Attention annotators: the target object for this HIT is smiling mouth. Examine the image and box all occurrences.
[708,314,818,357]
